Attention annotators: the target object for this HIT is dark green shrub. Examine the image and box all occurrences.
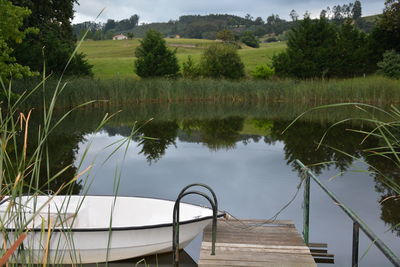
[378,50,400,79]
[272,17,373,79]
[182,56,200,78]
[240,32,259,48]
[135,30,180,78]
[265,37,278,43]
[251,65,275,79]
[272,17,336,79]
[200,44,245,79]
[331,23,374,77]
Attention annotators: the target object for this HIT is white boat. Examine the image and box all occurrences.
[0,195,223,264]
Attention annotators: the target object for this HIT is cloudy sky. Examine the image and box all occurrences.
[73,0,384,24]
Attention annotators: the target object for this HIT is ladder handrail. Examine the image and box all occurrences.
[172,184,219,266]
[296,159,400,267]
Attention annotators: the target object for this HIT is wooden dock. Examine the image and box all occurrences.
[198,219,317,267]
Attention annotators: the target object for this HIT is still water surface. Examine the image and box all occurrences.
[40,103,399,266]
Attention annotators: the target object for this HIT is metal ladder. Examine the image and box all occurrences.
[172,183,219,266]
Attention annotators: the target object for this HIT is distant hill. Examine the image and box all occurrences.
[73,13,380,41]
[73,14,295,41]
[129,14,294,39]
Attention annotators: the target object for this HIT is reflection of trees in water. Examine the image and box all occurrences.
[365,155,400,236]
[272,119,399,237]
[269,120,366,175]
[86,112,400,234]
[136,121,179,164]
[182,117,245,150]
[105,121,179,164]
[13,112,86,194]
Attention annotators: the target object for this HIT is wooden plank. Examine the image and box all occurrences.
[199,218,317,267]
[308,243,328,248]
[309,248,328,254]
[314,258,335,264]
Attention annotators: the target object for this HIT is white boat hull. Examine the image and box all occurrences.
[1,195,220,264]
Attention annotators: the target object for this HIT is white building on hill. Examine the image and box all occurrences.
[113,34,128,40]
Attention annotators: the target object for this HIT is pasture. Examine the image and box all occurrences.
[78,39,286,78]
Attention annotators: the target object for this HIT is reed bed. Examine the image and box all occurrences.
[0,77,135,265]
[12,75,400,109]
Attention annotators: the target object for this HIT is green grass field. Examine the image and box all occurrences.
[78,39,286,79]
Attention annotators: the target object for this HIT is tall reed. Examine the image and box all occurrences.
[12,76,400,109]
[0,21,139,264]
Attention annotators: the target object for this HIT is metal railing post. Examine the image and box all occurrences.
[303,174,310,246]
[352,222,360,267]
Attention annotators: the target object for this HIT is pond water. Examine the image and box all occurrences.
[31,102,399,266]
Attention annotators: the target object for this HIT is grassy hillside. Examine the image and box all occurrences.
[78,39,286,79]
[362,14,381,23]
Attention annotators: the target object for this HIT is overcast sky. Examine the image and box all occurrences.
[73,0,384,24]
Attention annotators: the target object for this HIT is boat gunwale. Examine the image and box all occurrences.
[2,195,225,232]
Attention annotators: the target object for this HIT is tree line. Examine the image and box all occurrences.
[134,0,400,80]
[73,15,139,41]
[72,1,376,42]
[72,13,295,41]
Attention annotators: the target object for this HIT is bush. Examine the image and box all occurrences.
[265,37,278,43]
[251,65,275,79]
[200,44,245,79]
[378,50,400,79]
[135,30,180,78]
[240,32,259,48]
[182,56,200,78]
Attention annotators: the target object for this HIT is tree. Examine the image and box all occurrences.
[267,14,281,25]
[370,0,400,63]
[272,17,373,78]
[332,5,343,21]
[352,0,362,20]
[289,10,299,21]
[254,17,264,25]
[127,32,134,39]
[272,17,336,78]
[134,30,179,78]
[332,22,373,76]
[0,0,37,80]
[240,31,259,48]
[104,19,116,32]
[245,14,254,22]
[129,14,140,28]
[10,0,93,76]
[342,3,354,19]
[216,30,235,42]
[320,10,329,19]
[200,44,245,79]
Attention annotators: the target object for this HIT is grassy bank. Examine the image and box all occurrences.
[78,39,286,78]
[14,76,400,109]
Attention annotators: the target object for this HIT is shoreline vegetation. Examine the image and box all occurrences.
[14,75,400,109]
